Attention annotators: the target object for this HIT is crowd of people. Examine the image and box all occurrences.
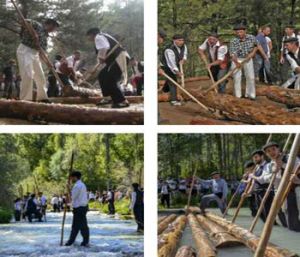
[159,141,300,232]
[158,24,300,105]
[0,18,144,108]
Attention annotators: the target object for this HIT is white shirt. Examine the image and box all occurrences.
[66,55,81,71]
[40,195,47,205]
[15,201,22,211]
[164,44,188,74]
[107,191,113,201]
[71,180,88,208]
[130,191,136,209]
[51,196,58,205]
[161,185,169,195]
[265,36,272,58]
[286,48,300,72]
[199,39,227,62]
[95,33,118,60]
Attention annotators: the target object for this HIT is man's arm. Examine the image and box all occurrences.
[257,44,268,60]
[164,49,182,77]
[286,54,300,74]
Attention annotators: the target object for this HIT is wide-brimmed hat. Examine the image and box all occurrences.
[263,142,279,151]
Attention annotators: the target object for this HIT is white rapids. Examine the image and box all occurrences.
[0,211,143,257]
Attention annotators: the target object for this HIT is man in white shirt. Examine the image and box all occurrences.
[38,192,47,221]
[130,183,144,232]
[161,34,188,106]
[198,33,229,93]
[86,28,130,108]
[65,171,90,246]
[160,181,171,208]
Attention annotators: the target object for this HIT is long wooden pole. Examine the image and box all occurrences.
[162,72,210,111]
[60,151,75,246]
[254,134,300,257]
[202,58,218,93]
[179,63,185,88]
[230,134,272,222]
[186,162,197,212]
[249,134,293,232]
[10,0,66,90]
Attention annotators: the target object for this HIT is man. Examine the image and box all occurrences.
[51,194,59,212]
[248,150,273,222]
[48,55,62,97]
[161,34,188,106]
[107,188,115,215]
[65,171,89,246]
[26,194,42,222]
[161,181,171,208]
[282,37,300,89]
[38,192,47,221]
[199,171,228,214]
[130,183,144,232]
[86,28,130,108]
[14,198,22,222]
[17,18,59,102]
[198,33,229,93]
[258,142,300,231]
[280,25,300,84]
[129,57,144,96]
[229,24,267,100]
[2,59,17,99]
[255,26,274,84]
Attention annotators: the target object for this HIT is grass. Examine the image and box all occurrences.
[0,207,12,224]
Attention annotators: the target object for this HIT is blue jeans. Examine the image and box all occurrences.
[255,55,273,83]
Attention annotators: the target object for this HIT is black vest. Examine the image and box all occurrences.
[108,191,115,203]
[288,49,300,66]
[95,33,124,66]
[135,189,143,206]
[161,43,185,72]
[254,162,269,189]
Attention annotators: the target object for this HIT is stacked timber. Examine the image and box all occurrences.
[188,214,217,257]
[185,206,201,214]
[196,215,243,248]
[158,216,167,224]
[158,215,187,257]
[206,212,299,257]
[175,246,197,257]
[158,214,177,235]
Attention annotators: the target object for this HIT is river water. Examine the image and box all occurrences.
[0,211,143,257]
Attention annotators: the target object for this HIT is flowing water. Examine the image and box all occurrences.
[0,211,144,257]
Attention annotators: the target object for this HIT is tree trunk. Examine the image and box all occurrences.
[0,99,143,125]
[104,135,111,190]
[175,246,197,257]
[158,214,177,235]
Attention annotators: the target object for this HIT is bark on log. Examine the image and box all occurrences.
[196,215,243,248]
[188,214,217,257]
[62,85,101,97]
[49,96,144,105]
[158,215,187,257]
[158,216,167,224]
[256,86,300,108]
[175,246,197,257]
[206,212,298,257]
[190,90,300,125]
[0,99,143,125]
[158,214,178,235]
[185,206,201,214]
[190,117,244,125]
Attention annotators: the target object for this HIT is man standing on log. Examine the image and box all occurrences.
[257,142,300,231]
[248,150,273,222]
[229,24,267,100]
[161,34,188,106]
[65,171,90,246]
[17,18,59,103]
[199,171,228,215]
[198,33,229,93]
[130,183,144,233]
[282,37,300,89]
[86,28,130,108]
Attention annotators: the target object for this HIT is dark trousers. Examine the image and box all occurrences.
[136,76,144,96]
[161,194,170,208]
[47,75,59,97]
[14,210,21,221]
[4,79,15,98]
[133,204,144,231]
[162,68,178,101]
[256,189,274,222]
[108,201,115,215]
[68,206,89,244]
[53,204,59,212]
[27,210,42,222]
[98,63,126,104]
[249,194,258,217]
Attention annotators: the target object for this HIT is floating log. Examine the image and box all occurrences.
[158,215,187,257]
[0,99,143,125]
[175,246,197,257]
[188,214,217,257]
[206,212,298,257]
[158,214,178,235]
[196,215,243,248]
[189,90,300,125]
[158,216,167,224]
[256,86,300,108]
[49,96,144,105]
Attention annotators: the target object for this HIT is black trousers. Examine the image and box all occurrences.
[133,204,144,230]
[27,210,42,222]
[47,75,59,97]
[161,194,170,208]
[162,68,177,102]
[14,210,21,221]
[68,206,89,244]
[108,201,115,215]
[255,189,274,222]
[98,62,125,104]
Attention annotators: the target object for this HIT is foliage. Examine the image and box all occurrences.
[89,198,132,216]
[0,208,12,224]
[158,0,300,77]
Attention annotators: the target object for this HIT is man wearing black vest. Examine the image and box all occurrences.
[282,37,300,89]
[130,183,144,232]
[107,188,115,215]
[86,28,129,108]
[161,34,188,106]
[198,33,229,93]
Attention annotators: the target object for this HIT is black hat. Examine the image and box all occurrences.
[263,142,279,151]
[244,160,255,169]
[86,27,100,36]
[233,24,247,30]
[209,32,219,38]
[45,18,60,28]
[251,149,265,157]
[283,37,299,44]
[70,171,82,179]
[132,183,139,190]
[210,171,220,177]
[173,34,185,40]
[158,29,167,39]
